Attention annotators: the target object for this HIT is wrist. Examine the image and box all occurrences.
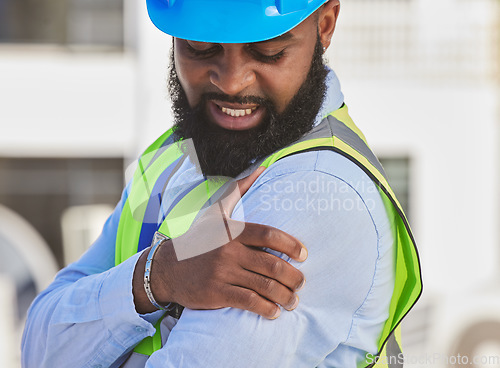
[132,234,177,314]
[144,233,175,311]
[133,250,157,314]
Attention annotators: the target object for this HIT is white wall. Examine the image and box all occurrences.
[130,0,173,158]
[0,48,135,158]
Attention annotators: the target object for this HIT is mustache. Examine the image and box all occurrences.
[200,92,273,108]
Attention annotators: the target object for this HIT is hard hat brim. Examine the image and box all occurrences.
[147,0,327,43]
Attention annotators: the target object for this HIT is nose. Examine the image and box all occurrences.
[209,48,256,96]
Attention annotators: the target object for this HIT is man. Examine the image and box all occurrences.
[22,1,421,367]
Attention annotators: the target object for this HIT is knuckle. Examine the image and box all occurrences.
[225,287,240,305]
[261,277,276,292]
[268,258,282,275]
[226,288,241,306]
[260,227,275,243]
[224,286,244,306]
[245,291,260,310]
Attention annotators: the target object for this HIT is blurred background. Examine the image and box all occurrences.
[0,0,499,367]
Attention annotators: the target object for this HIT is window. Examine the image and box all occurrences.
[379,157,411,218]
[0,0,124,48]
[331,0,499,81]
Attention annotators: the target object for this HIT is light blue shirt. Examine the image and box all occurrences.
[21,70,395,368]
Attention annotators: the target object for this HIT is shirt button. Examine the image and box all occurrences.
[135,326,147,333]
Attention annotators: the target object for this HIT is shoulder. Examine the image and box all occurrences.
[235,150,392,258]
[246,150,384,225]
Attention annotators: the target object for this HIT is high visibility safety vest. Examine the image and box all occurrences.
[115,104,423,368]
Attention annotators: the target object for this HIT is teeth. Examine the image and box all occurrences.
[220,106,257,117]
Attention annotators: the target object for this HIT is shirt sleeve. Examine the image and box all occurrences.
[145,151,395,368]
[21,183,159,368]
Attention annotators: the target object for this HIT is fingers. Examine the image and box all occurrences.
[237,222,308,263]
[240,248,306,292]
[231,268,300,312]
[224,285,282,320]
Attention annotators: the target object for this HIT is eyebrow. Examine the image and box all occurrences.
[254,32,294,44]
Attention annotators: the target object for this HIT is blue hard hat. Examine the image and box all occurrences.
[146,0,328,43]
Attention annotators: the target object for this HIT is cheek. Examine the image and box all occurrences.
[175,64,198,107]
[174,54,207,107]
[265,59,311,113]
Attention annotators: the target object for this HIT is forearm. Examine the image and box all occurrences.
[21,252,158,368]
[21,185,160,368]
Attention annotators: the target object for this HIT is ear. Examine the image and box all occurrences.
[318,0,340,51]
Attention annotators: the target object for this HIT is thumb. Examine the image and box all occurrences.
[221,166,266,217]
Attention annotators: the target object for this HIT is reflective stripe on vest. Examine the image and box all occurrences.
[114,104,423,367]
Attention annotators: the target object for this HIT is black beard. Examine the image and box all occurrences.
[169,37,328,178]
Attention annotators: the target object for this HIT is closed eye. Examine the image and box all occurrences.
[185,42,222,58]
[247,47,286,63]
[183,40,286,63]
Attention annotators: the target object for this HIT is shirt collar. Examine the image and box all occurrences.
[313,67,344,127]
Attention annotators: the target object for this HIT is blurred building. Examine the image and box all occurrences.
[0,0,499,367]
